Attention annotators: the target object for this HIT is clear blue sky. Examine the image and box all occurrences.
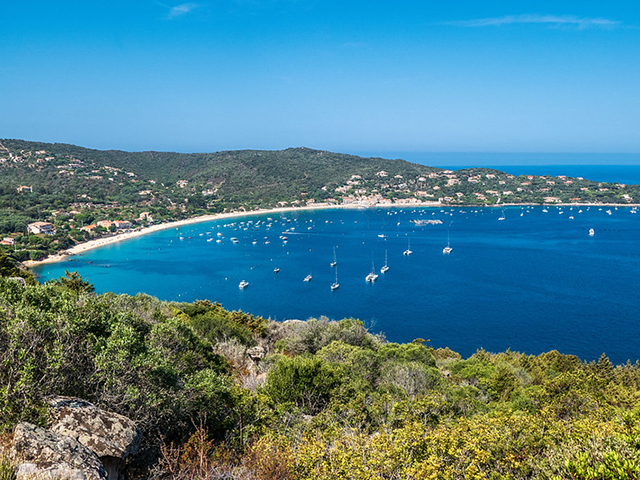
[2,1,640,160]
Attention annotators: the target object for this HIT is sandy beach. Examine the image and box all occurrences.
[23,204,348,268]
[22,200,638,268]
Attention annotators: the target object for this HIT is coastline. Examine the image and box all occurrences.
[23,204,348,268]
[23,200,639,268]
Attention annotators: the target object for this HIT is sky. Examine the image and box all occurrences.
[2,1,640,162]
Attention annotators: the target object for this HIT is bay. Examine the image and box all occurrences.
[34,205,640,365]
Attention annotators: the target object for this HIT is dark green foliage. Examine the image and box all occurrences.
[378,342,436,367]
[48,270,95,294]
[0,250,36,285]
[0,280,233,458]
[265,355,344,414]
[179,299,268,345]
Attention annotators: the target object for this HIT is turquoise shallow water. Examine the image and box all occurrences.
[35,205,640,365]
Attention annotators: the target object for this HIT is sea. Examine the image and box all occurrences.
[33,164,640,365]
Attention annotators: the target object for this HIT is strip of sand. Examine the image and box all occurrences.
[22,200,638,268]
[23,204,349,268]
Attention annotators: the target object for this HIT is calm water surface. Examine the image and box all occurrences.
[35,205,640,364]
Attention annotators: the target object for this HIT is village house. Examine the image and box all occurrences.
[113,221,132,230]
[138,212,154,222]
[17,185,33,193]
[1,237,15,246]
[81,225,97,233]
[27,221,55,235]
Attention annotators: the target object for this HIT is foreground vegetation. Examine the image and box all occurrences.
[1,264,639,479]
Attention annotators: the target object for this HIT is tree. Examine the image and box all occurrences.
[49,270,95,294]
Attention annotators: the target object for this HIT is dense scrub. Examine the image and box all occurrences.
[1,276,640,478]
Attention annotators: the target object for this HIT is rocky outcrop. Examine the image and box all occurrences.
[48,396,142,480]
[9,398,141,480]
[10,422,108,480]
[246,345,266,361]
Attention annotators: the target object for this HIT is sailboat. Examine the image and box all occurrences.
[588,228,595,236]
[365,260,379,282]
[303,274,312,282]
[380,250,389,273]
[403,237,413,256]
[331,266,339,290]
[443,231,452,255]
[330,246,337,267]
[238,280,249,289]
[498,210,506,221]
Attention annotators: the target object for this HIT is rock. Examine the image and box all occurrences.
[246,345,266,360]
[48,396,142,480]
[10,422,107,480]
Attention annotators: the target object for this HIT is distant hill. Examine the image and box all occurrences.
[0,139,440,204]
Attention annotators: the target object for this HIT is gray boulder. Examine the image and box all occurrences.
[246,345,266,361]
[48,397,142,480]
[10,422,107,480]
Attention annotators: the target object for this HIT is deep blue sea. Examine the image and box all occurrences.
[35,202,640,365]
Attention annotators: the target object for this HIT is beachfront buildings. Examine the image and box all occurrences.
[27,221,56,235]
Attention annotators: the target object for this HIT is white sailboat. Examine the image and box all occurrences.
[331,266,339,290]
[365,260,379,282]
[380,250,389,273]
[588,228,595,236]
[443,231,452,255]
[330,246,337,267]
[303,274,312,282]
[239,280,249,289]
[403,237,413,256]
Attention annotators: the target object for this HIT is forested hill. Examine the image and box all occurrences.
[0,138,436,195]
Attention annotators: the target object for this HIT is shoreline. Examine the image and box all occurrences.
[23,204,349,268]
[23,200,640,268]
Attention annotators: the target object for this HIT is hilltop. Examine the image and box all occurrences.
[0,139,636,262]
